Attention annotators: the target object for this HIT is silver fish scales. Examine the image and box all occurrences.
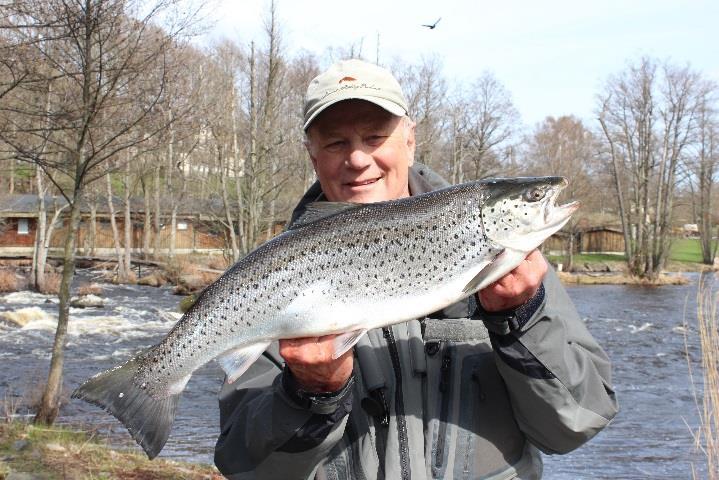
[72,176,579,459]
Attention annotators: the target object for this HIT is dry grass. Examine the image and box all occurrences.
[0,422,221,479]
[165,258,220,286]
[206,255,230,271]
[38,272,62,295]
[686,275,719,479]
[77,283,103,296]
[558,271,689,285]
[0,269,20,293]
[2,390,20,424]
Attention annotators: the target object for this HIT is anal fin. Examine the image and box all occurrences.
[217,342,270,383]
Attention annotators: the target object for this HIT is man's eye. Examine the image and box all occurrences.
[325,141,345,150]
[366,135,386,145]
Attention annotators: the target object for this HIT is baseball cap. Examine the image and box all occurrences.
[303,59,409,130]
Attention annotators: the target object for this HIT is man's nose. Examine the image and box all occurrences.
[346,146,372,169]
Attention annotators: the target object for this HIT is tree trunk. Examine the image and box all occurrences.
[106,172,127,282]
[153,163,162,257]
[9,158,14,194]
[89,203,97,256]
[34,194,82,425]
[32,168,47,290]
[123,159,133,279]
[142,177,152,260]
[169,207,177,258]
[219,147,239,260]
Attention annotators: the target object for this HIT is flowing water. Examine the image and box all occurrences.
[0,269,715,478]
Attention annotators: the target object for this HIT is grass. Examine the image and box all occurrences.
[547,238,718,270]
[546,253,626,265]
[671,238,718,264]
[0,422,221,480]
[685,277,719,479]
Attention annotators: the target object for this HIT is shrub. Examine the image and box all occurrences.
[0,269,20,293]
[77,283,103,296]
[38,273,62,295]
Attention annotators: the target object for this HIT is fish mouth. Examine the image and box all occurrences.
[543,180,580,228]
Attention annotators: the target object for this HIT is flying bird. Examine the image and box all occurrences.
[422,17,441,29]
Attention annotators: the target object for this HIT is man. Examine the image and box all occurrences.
[215,59,617,479]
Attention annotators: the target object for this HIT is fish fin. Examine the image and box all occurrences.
[331,329,367,359]
[461,248,527,295]
[289,201,360,229]
[71,356,180,459]
[216,342,270,384]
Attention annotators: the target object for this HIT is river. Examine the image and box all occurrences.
[0,269,714,479]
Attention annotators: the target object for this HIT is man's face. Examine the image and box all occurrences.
[305,100,416,203]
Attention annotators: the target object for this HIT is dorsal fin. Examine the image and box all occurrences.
[288,201,360,229]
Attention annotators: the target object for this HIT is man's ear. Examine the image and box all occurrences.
[405,118,416,166]
[304,136,319,171]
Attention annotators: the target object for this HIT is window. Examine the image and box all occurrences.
[18,218,29,235]
[177,222,188,231]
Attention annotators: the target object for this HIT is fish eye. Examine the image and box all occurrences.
[524,187,546,202]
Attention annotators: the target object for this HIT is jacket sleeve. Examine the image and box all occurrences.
[214,344,353,479]
[480,267,618,454]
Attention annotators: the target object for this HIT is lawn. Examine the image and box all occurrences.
[670,238,718,264]
[546,238,717,267]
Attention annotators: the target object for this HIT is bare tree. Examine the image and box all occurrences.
[459,72,520,180]
[523,116,597,269]
[598,57,703,279]
[394,55,448,170]
[690,82,719,264]
[0,0,201,424]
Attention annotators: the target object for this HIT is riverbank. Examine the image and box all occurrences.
[0,422,220,480]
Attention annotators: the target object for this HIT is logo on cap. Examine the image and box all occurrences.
[339,76,357,83]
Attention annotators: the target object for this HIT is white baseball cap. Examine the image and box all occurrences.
[303,59,409,130]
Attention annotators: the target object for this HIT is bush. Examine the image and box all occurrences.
[0,269,20,293]
[38,273,62,295]
[77,283,103,296]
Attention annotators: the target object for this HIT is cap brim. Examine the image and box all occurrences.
[303,96,406,130]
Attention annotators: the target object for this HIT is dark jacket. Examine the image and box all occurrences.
[214,164,618,479]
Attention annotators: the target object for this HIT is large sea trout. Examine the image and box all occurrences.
[73,176,579,458]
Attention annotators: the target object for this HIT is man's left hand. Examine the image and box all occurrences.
[478,249,547,312]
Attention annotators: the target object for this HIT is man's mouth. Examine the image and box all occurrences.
[345,177,381,188]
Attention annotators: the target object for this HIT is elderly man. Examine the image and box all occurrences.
[214,59,617,480]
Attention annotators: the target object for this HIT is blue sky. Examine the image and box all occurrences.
[206,0,718,127]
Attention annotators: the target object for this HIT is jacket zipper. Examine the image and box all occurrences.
[434,346,453,470]
[383,327,411,480]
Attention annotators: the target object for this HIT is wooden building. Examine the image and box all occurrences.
[578,227,625,254]
[545,226,626,255]
[0,194,226,256]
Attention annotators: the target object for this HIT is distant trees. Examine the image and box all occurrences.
[0,0,201,424]
[689,82,719,265]
[523,116,597,270]
[597,57,708,279]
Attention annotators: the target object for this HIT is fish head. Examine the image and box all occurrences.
[479,176,580,252]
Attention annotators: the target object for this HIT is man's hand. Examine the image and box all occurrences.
[478,249,547,312]
[279,335,354,393]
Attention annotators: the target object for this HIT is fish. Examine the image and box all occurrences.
[72,176,579,459]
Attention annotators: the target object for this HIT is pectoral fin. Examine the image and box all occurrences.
[217,342,271,383]
[461,248,527,295]
[331,329,367,359]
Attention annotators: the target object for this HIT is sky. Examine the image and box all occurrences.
[203,0,718,128]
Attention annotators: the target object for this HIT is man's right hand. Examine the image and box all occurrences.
[279,335,354,393]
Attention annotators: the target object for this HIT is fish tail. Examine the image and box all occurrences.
[71,356,179,459]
